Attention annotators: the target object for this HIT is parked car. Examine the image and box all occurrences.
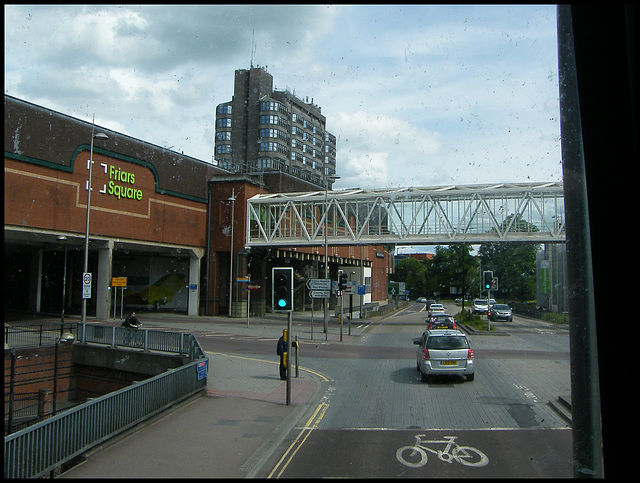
[414,330,475,382]
[427,303,445,317]
[426,314,457,330]
[471,298,496,314]
[487,304,513,321]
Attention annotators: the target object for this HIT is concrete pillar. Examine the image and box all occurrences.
[188,250,203,316]
[30,250,43,313]
[38,388,52,419]
[96,240,114,320]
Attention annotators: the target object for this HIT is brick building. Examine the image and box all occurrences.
[4,94,391,319]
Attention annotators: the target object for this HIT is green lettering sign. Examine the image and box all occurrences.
[106,163,143,201]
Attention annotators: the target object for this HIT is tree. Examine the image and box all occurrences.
[478,214,541,301]
[422,244,478,304]
[392,257,426,298]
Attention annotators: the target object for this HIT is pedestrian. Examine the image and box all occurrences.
[276,330,288,380]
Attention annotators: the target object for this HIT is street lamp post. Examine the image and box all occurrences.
[58,236,68,337]
[228,189,236,317]
[81,116,108,338]
[323,174,340,337]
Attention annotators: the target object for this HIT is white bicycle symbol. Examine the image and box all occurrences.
[396,434,489,468]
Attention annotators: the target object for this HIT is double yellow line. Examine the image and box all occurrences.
[206,351,331,478]
[267,402,330,478]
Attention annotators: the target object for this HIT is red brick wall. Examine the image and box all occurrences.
[4,156,207,248]
[4,345,74,402]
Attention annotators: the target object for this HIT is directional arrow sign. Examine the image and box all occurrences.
[309,290,331,298]
[343,281,357,295]
[306,278,332,290]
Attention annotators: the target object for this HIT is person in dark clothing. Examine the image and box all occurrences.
[276,332,288,380]
[122,312,142,328]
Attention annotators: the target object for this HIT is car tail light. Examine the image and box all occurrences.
[422,349,430,360]
[453,322,457,329]
[467,349,474,360]
[427,322,433,329]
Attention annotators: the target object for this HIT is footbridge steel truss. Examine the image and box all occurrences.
[246,182,565,247]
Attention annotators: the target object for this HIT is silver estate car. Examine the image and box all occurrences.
[414,330,475,382]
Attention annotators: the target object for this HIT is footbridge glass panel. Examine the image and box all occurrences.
[246,182,565,247]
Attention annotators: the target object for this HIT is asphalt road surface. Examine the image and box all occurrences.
[199,302,572,478]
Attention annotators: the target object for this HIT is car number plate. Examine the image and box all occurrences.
[441,361,457,366]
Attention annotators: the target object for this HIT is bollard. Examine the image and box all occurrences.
[294,335,299,378]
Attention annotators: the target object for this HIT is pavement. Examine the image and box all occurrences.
[10,309,362,479]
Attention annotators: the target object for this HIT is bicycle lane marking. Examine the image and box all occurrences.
[267,402,330,479]
[396,434,489,468]
[264,428,572,478]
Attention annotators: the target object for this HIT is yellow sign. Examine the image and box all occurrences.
[112,277,127,287]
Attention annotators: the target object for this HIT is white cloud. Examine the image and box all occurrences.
[4,4,561,189]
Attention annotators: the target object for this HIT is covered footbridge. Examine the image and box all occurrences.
[246,182,565,247]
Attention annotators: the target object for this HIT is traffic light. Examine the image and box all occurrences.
[272,267,293,311]
[337,271,347,295]
[483,271,493,291]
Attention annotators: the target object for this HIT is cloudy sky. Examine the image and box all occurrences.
[4,4,561,190]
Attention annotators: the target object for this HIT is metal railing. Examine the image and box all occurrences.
[4,323,79,349]
[77,324,199,357]
[4,324,208,479]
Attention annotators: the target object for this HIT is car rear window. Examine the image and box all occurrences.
[427,336,469,350]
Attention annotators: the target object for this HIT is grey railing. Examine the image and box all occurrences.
[4,325,208,479]
[78,324,201,358]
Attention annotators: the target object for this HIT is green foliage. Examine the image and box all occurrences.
[392,257,426,297]
[477,213,540,301]
[394,213,540,301]
[422,244,478,299]
[455,308,495,331]
[478,242,539,301]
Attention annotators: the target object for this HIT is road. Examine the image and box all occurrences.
[197,302,572,478]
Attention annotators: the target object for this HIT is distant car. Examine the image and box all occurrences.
[488,304,513,321]
[427,303,445,317]
[472,298,496,314]
[427,314,457,330]
[425,300,437,310]
[417,297,427,303]
[414,330,475,382]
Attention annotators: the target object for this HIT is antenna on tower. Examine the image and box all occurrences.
[250,28,255,68]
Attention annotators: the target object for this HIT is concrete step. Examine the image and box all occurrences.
[547,395,572,425]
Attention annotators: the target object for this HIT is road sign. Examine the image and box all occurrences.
[343,281,357,295]
[196,359,208,381]
[306,278,332,290]
[309,290,331,298]
[82,272,92,299]
[112,277,127,287]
